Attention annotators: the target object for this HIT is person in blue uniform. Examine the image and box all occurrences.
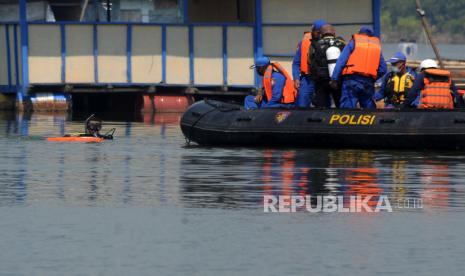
[292,19,327,108]
[330,26,387,109]
[375,52,417,108]
[244,57,296,110]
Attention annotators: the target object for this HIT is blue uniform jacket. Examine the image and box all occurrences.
[331,39,387,82]
[403,72,459,107]
[262,71,287,108]
[292,41,303,80]
[375,67,417,101]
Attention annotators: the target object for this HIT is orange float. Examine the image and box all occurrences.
[46,136,105,143]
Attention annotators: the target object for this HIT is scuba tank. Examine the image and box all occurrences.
[326,46,341,77]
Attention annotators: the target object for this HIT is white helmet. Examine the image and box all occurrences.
[420,59,438,70]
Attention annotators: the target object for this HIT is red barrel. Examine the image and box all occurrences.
[143,95,193,113]
[143,113,181,125]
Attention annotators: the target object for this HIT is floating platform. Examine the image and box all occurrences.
[181,100,465,149]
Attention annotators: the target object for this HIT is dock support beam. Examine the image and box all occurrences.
[188,25,194,84]
[254,0,263,87]
[19,0,29,100]
[93,0,100,21]
[372,0,381,37]
[183,0,188,23]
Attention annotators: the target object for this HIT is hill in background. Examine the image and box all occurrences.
[382,0,465,43]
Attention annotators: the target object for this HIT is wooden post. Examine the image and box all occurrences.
[106,0,111,22]
[415,0,444,68]
[80,0,90,21]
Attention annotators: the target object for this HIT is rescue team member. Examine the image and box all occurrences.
[403,59,462,109]
[330,26,387,109]
[86,115,103,137]
[292,19,326,108]
[375,52,416,108]
[312,24,346,108]
[244,57,296,110]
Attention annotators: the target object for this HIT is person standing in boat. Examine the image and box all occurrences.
[330,26,387,109]
[244,57,296,110]
[403,59,462,109]
[375,52,417,108]
[292,19,326,108]
[312,24,346,108]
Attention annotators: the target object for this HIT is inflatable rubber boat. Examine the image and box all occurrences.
[180,100,465,149]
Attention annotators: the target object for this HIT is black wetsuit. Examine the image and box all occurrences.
[311,35,346,108]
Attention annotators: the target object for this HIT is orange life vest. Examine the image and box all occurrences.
[342,34,381,79]
[263,62,296,104]
[419,69,454,109]
[300,32,312,74]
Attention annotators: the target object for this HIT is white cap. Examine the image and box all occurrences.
[420,59,438,70]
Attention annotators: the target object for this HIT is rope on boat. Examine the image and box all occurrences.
[204,99,241,112]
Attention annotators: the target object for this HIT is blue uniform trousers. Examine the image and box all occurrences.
[244,95,294,110]
[296,75,315,108]
[339,76,376,109]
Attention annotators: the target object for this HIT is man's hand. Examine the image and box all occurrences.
[254,94,263,104]
[294,79,300,90]
[375,100,384,109]
[329,80,338,90]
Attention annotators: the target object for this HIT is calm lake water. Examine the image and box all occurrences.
[1,111,465,275]
[383,43,465,61]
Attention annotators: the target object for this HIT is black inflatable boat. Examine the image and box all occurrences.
[180,100,465,149]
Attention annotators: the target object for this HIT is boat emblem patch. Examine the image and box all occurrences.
[275,111,291,124]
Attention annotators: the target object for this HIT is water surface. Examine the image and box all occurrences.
[1,112,465,275]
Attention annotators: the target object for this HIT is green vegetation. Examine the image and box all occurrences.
[381,0,465,43]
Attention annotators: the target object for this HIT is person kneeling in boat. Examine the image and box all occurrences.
[402,59,463,109]
[244,57,296,110]
[375,52,416,108]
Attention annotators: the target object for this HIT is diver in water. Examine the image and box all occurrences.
[84,114,115,139]
[47,114,115,142]
[85,115,103,137]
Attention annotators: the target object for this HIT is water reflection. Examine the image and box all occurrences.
[2,112,30,136]
[0,111,464,212]
[420,162,452,209]
[180,149,465,211]
[0,111,183,206]
[2,111,465,276]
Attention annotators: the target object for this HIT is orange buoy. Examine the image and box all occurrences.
[46,136,104,143]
